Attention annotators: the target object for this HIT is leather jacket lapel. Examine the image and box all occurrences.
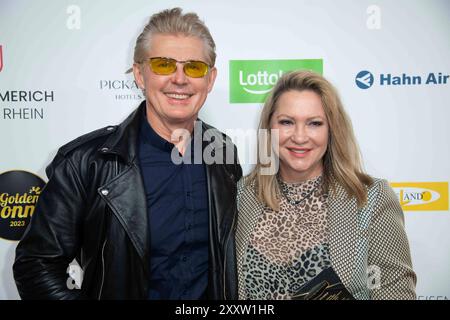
[96,102,149,263]
[98,164,148,262]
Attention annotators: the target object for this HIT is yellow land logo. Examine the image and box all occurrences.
[390,182,449,211]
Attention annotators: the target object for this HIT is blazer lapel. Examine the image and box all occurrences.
[235,179,265,298]
[328,183,360,294]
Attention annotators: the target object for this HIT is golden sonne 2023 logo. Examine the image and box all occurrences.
[0,170,46,241]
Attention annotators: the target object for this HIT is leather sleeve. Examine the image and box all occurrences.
[13,152,87,299]
[233,145,243,182]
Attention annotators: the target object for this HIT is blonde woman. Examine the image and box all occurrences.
[236,70,416,300]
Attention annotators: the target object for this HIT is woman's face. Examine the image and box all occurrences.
[270,90,329,182]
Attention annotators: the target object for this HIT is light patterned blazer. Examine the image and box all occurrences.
[235,177,417,300]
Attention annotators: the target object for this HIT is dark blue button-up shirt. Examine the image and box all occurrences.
[138,112,209,300]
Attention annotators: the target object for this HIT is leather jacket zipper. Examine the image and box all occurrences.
[223,210,237,300]
[98,157,116,299]
[97,238,108,299]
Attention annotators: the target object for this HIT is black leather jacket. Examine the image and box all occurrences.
[13,103,242,300]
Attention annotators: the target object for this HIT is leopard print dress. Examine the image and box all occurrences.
[242,175,332,299]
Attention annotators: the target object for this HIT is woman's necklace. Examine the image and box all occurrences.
[279,177,321,206]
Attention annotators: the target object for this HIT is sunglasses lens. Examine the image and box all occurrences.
[150,58,176,75]
[148,58,209,78]
[184,61,209,78]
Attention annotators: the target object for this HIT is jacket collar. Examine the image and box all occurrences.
[99,101,144,164]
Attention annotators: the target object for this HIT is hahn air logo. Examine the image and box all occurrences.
[390,182,448,211]
[355,70,374,89]
[356,70,449,89]
[0,45,3,72]
[230,59,323,103]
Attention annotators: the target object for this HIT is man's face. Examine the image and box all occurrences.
[133,33,217,126]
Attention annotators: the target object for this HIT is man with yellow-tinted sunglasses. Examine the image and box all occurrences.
[14,8,242,300]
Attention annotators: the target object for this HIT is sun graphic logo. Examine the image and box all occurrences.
[355,70,374,89]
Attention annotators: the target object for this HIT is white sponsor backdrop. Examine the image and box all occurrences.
[0,0,449,299]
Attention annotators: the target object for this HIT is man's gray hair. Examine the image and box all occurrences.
[133,7,216,67]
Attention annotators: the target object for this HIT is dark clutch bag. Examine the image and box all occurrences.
[291,267,355,300]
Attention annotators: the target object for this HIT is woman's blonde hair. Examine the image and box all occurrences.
[249,70,372,211]
[133,7,216,66]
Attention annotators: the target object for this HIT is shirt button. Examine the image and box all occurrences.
[101,189,109,196]
[100,147,109,153]
[106,126,115,131]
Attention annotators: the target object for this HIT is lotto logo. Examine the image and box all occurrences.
[229,59,323,103]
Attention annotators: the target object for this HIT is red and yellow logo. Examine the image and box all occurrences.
[0,45,3,72]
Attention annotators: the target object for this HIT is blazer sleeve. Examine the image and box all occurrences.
[368,179,417,300]
[13,152,87,299]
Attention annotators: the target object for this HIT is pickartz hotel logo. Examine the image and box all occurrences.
[356,70,449,89]
[0,171,46,241]
[390,182,449,211]
[99,78,144,101]
[229,59,323,103]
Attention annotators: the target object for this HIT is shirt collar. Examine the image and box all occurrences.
[139,108,174,152]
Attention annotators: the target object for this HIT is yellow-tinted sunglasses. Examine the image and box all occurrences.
[144,57,210,78]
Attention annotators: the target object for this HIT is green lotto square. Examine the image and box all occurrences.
[229,59,323,103]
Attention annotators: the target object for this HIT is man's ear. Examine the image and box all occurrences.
[207,67,217,93]
[132,63,145,90]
